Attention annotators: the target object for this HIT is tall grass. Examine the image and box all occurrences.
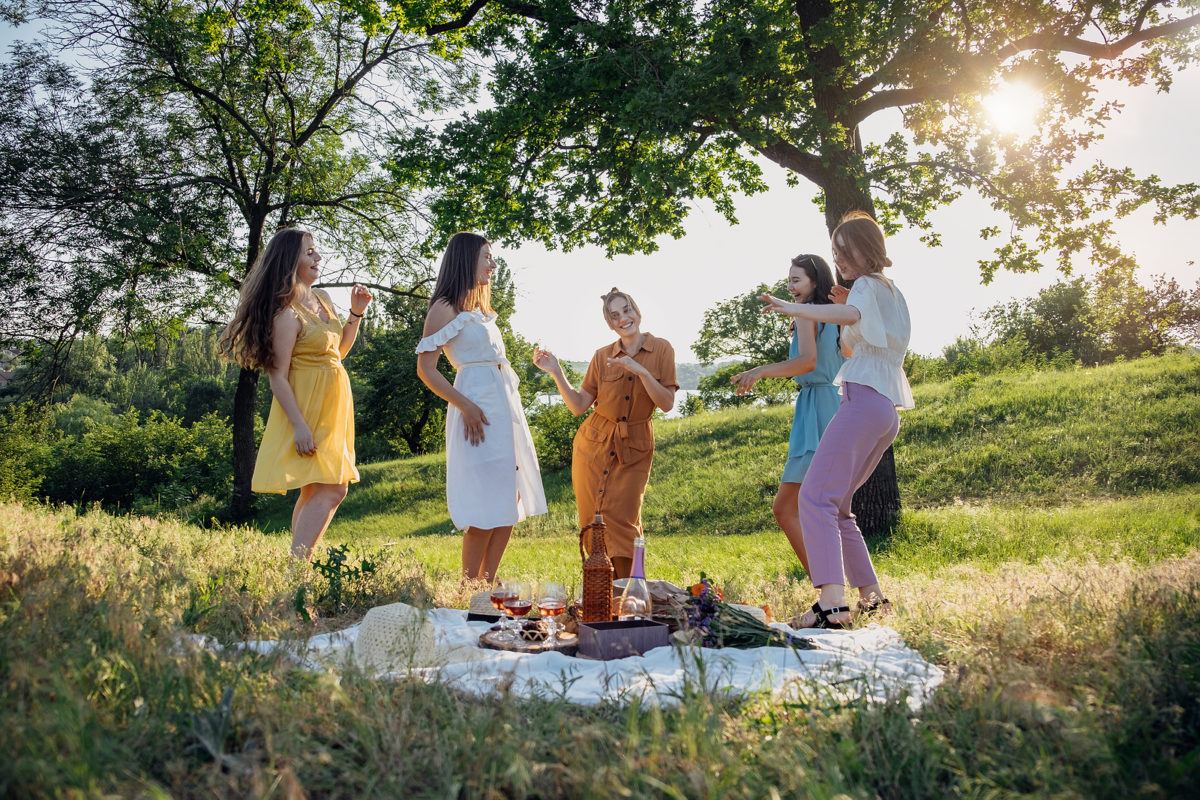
[2,500,1197,797]
[4,353,1199,797]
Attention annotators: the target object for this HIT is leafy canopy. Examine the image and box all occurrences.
[390,0,1200,281]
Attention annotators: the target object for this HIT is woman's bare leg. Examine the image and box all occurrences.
[462,527,491,580]
[773,482,811,576]
[291,482,349,559]
[480,525,513,582]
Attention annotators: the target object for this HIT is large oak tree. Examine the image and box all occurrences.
[391,0,1200,531]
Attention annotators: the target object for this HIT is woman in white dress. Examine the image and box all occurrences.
[416,232,547,581]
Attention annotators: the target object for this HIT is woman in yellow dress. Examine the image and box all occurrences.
[220,229,372,558]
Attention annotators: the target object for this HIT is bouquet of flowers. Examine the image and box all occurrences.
[679,574,812,650]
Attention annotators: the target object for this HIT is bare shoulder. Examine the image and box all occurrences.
[273,305,301,332]
[422,298,459,335]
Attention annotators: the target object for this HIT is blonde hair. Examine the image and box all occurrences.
[832,211,892,276]
[601,287,640,323]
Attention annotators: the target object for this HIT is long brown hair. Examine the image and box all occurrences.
[429,232,492,314]
[218,228,310,371]
[832,211,892,276]
[788,253,837,336]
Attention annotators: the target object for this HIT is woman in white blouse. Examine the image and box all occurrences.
[760,211,913,629]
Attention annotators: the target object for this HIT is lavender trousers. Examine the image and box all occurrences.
[798,382,899,588]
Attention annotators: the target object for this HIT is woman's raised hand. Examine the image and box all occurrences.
[461,401,489,446]
[349,283,373,315]
[293,423,317,456]
[533,346,559,374]
[759,292,800,316]
[829,285,849,304]
[730,366,763,396]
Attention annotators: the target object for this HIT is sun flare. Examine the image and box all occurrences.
[982,82,1043,137]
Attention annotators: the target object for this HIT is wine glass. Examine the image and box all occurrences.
[501,580,533,640]
[536,581,568,641]
[490,580,520,643]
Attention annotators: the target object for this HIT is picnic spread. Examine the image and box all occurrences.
[193,588,943,710]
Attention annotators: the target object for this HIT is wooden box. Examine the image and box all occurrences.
[577,619,669,660]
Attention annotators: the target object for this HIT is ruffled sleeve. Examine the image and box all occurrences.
[415,311,472,354]
[846,277,890,349]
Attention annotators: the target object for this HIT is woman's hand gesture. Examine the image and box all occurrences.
[533,346,560,375]
[461,401,489,446]
[349,283,373,315]
[294,423,317,456]
[829,285,849,305]
[605,354,644,377]
[730,366,763,396]
[759,292,800,316]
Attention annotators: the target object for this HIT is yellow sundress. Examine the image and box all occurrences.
[252,292,360,493]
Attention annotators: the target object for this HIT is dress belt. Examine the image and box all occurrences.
[590,409,652,465]
[454,358,510,370]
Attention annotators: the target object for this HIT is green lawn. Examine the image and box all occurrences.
[3,353,1199,797]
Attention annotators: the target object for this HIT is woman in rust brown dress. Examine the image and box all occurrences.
[534,288,678,578]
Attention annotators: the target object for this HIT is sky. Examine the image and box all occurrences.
[3,19,1197,361]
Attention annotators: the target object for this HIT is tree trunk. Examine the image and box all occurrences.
[230,366,259,521]
[823,158,903,534]
[229,212,268,522]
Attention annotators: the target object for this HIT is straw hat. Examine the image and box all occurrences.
[468,591,501,616]
[354,603,436,673]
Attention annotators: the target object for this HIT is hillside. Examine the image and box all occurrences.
[255,353,1200,545]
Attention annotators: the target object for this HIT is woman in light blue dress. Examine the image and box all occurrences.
[730,253,844,576]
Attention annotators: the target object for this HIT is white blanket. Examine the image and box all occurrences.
[212,608,943,710]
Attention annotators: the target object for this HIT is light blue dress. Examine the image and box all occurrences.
[781,320,846,483]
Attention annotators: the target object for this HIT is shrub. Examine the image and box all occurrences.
[0,404,53,501]
[39,409,233,509]
[527,401,586,472]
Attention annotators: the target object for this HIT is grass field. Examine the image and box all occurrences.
[2,353,1199,797]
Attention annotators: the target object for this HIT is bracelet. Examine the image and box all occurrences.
[348,311,363,319]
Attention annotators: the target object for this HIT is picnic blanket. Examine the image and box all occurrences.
[195,605,943,710]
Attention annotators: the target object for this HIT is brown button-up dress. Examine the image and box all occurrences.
[572,334,678,560]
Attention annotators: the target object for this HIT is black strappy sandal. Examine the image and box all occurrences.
[856,597,892,618]
[793,602,852,630]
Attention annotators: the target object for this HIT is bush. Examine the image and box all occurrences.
[39,409,233,509]
[527,401,586,472]
[0,404,53,502]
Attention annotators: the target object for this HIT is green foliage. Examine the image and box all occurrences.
[395,0,1200,281]
[526,401,587,472]
[37,408,234,510]
[693,279,790,366]
[304,544,380,617]
[906,268,1200,385]
[691,279,795,410]
[697,362,794,412]
[0,403,52,501]
[346,296,450,458]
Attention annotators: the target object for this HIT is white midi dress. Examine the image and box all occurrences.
[415,309,547,530]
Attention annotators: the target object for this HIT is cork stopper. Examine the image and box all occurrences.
[593,514,603,524]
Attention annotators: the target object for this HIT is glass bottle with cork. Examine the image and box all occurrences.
[616,536,651,620]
